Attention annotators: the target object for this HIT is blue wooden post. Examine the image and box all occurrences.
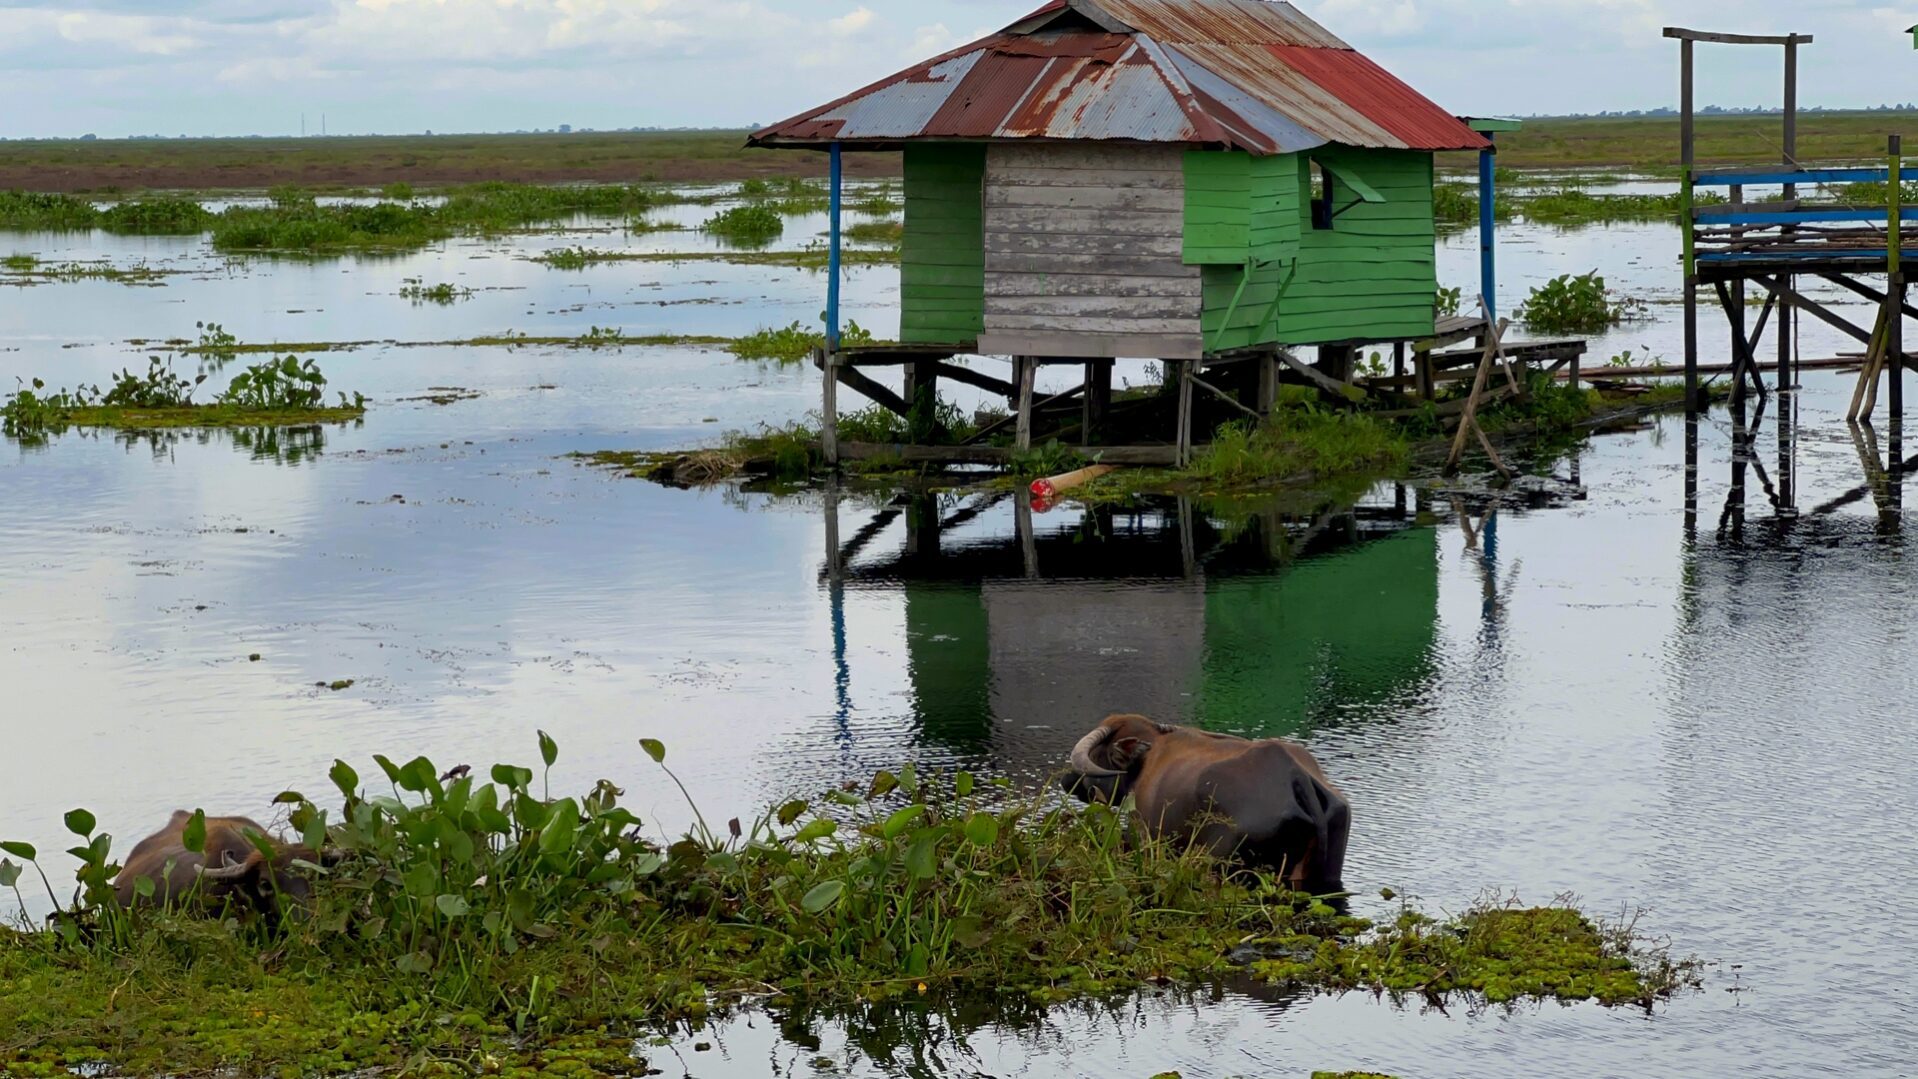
[1479,134,1496,320]
[827,142,844,350]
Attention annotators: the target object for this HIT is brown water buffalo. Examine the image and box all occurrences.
[1060,715,1350,893]
[114,811,337,912]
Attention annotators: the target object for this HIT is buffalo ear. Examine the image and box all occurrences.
[1111,737,1151,770]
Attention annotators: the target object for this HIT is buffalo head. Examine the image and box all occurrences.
[1059,714,1174,803]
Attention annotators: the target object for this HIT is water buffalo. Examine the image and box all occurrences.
[1060,714,1350,893]
[114,811,337,913]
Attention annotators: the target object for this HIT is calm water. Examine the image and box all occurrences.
[3,188,1916,1077]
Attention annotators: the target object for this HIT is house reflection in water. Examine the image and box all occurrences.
[820,484,1441,773]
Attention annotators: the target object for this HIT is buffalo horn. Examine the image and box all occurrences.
[1069,726,1123,777]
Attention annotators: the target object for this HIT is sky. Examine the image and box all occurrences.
[2,0,1914,139]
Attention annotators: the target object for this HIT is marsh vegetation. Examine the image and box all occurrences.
[0,734,1694,1077]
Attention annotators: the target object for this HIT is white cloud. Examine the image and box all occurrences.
[830,6,875,35]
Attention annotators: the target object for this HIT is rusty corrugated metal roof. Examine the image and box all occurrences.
[749,0,1486,154]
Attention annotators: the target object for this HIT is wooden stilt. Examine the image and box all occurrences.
[1084,359,1112,446]
[1392,342,1406,395]
[1176,360,1195,467]
[1014,356,1036,454]
[820,348,840,466]
[1416,344,1435,400]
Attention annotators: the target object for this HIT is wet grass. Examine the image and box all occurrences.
[0,735,1695,1077]
[1438,110,1918,171]
[0,259,175,286]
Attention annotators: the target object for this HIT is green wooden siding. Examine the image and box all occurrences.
[1188,147,1436,351]
[1276,148,1436,344]
[901,145,985,344]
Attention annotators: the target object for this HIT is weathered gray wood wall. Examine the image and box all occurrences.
[978,143,1204,360]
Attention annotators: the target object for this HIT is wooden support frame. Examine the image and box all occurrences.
[1083,359,1113,446]
[1015,357,1037,453]
[819,348,839,466]
[1443,307,1514,479]
[930,361,1015,398]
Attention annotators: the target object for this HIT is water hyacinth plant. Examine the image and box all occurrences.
[0,734,1697,1075]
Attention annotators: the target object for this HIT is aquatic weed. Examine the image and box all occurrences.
[700,204,784,247]
[1516,271,1642,335]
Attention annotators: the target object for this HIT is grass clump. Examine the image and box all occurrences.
[2,355,365,444]
[1516,270,1641,334]
[1517,188,1717,226]
[97,196,215,233]
[0,735,1694,1076]
[0,191,105,230]
[210,183,670,255]
[847,219,903,245]
[727,319,875,363]
[1188,400,1410,488]
[3,252,38,272]
[700,203,784,246]
[400,277,472,304]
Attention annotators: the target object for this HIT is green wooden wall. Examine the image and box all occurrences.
[1187,147,1436,351]
[900,145,986,345]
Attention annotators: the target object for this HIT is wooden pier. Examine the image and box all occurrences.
[1669,27,1913,420]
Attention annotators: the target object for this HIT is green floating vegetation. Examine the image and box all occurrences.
[0,191,214,234]
[846,219,904,245]
[1516,270,1643,334]
[400,277,473,304]
[726,319,875,363]
[699,203,784,246]
[2,355,365,443]
[1518,188,1721,226]
[0,735,1695,1078]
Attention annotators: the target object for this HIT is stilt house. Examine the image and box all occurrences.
[749,0,1495,464]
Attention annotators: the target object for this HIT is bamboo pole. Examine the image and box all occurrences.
[1444,307,1513,478]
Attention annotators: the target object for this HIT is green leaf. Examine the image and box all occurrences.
[777,800,808,826]
[951,915,991,948]
[632,852,665,877]
[539,799,580,855]
[373,755,403,785]
[868,771,899,798]
[963,813,1000,848]
[639,738,666,764]
[0,841,36,861]
[403,862,438,898]
[63,809,95,837]
[800,879,845,914]
[435,894,471,918]
[490,764,532,791]
[792,819,837,844]
[396,756,438,795]
[904,832,938,880]
[394,951,434,975]
[273,790,304,805]
[955,772,974,798]
[181,810,207,855]
[133,875,155,899]
[881,805,925,840]
[538,730,558,767]
[329,760,359,799]
[0,861,19,889]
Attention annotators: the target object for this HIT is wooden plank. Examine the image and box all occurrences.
[984,232,1186,257]
[986,314,1202,335]
[986,271,1203,299]
[1275,348,1362,401]
[931,361,1015,397]
[1175,361,1194,467]
[986,207,1184,233]
[978,330,1203,360]
[988,142,1186,172]
[831,362,913,417]
[986,295,1199,321]
[1015,357,1036,453]
[986,253,1198,278]
[1663,27,1812,45]
[988,185,1185,212]
[981,165,1183,190]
